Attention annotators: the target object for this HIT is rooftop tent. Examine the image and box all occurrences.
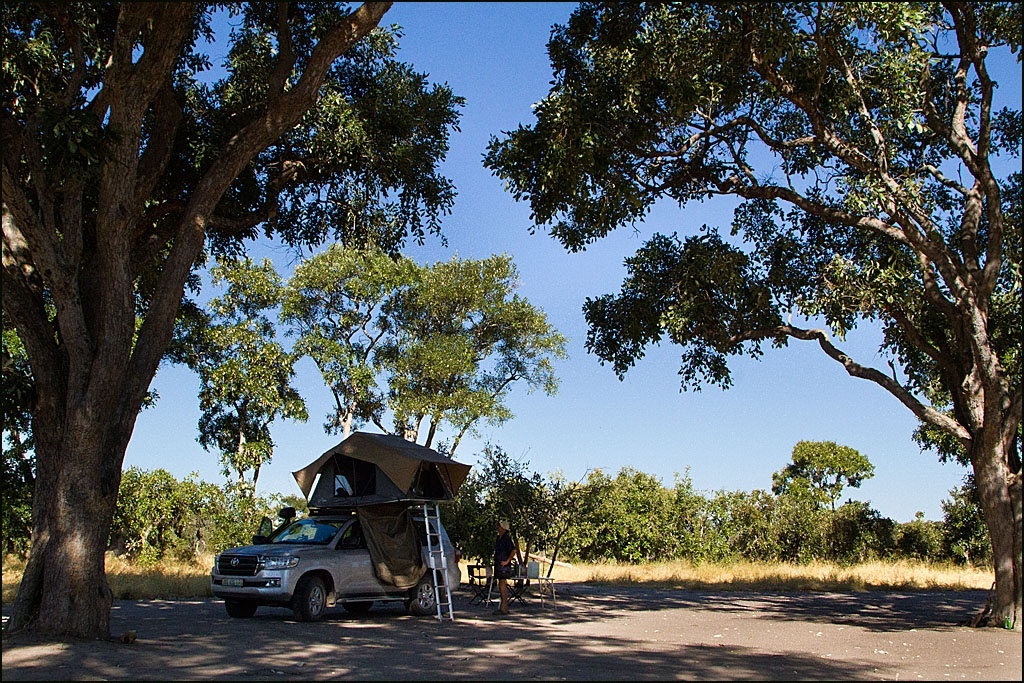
[292,432,472,508]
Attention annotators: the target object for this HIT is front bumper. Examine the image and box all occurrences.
[210,573,293,601]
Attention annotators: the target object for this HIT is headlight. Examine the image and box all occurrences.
[260,556,299,570]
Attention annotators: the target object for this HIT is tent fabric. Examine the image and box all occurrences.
[357,503,426,589]
[292,432,472,506]
[304,452,408,509]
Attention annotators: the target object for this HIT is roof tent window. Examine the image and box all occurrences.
[335,474,354,496]
[411,463,448,499]
[332,455,376,497]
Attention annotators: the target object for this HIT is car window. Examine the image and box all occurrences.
[337,521,365,549]
[270,518,344,545]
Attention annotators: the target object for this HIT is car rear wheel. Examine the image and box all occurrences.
[407,571,438,616]
[292,575,328,622]
[224,600,258,618]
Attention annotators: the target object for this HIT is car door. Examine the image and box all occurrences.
[332,519,386,598]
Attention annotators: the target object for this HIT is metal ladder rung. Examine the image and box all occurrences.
[422,503,454,621]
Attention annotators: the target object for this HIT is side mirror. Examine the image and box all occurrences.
[253,515,274,545]
[278,506,296,521]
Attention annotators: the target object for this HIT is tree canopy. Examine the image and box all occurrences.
[281,248,568,454]
[380,254,569,452]
[281,244,415,438]
[173,257,309,488]
[486,1,1021,627]
[772,440,875,512]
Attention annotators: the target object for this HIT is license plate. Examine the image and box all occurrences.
[222,577,244,587]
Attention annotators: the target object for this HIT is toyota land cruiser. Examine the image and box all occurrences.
[210,506,460,621]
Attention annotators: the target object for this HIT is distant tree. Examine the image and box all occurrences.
[173,257,308,489]
[442,465,487,561]
[772,441,875,513]
[718,488,777,562]
[200,482,286,555]
[380,255,568,454]
[534,472,586,576]
[111,468,182,565]
[281,250,566,455]
[280,244,416,438]
[769,492,830,563]
[568,467,677,563]
[700,489,750,564]
[773,440,875,560]
[479,444,544,565]
[2,1,465,638]
[449,444,537,565]
[110,467,285,561]
[671,470,719,562]
[830,501,899,563]
[486,1,1021,626]
[277,494,310,519]
[549,469,608,563]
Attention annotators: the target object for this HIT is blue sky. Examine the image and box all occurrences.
[124,2,1021,523]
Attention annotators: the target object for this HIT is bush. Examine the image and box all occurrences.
[831,502,898,563]
[941,475,991,566]
[895,513,945,561]
[110,467,284,561]
[7,449,983,572]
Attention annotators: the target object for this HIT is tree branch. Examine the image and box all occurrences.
[129,2,393,407]
[1,206,63,393]
[134,82,184,221]
[733,323,972,443]
[1,152,92,376]
[269,2,298,96]
[744,20,992,347]
[821,37,889,173]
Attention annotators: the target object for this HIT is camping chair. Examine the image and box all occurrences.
[487,562,529,607]
[509,564,530,605]
[467,564,492,605]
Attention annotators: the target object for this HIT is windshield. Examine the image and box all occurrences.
[269,518,346,545]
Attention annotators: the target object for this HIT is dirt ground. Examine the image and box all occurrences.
[2,584,1020,681]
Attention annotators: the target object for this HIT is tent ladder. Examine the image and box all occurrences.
[422,503,454,621]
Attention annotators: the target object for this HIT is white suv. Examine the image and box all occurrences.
[211,507,460,621]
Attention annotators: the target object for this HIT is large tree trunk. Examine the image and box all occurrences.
[972,432,1022,630]
[6,393,135,638]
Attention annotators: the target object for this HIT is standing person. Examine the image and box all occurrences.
[493,519,516,615]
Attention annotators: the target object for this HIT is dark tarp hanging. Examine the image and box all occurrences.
[357,503,426,588]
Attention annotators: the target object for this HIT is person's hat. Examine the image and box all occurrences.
[498,520,510,531]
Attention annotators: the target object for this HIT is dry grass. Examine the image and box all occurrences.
[4,554,992,604]
[538,558,994,592]
[2,553,216,603]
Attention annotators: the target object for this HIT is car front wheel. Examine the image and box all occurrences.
[292,575,328,622]
[407,571,438,616]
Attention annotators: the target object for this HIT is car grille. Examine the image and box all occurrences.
[218,554,259,576]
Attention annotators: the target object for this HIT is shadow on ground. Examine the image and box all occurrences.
[1,584,1006,681]
[558,583,990,631]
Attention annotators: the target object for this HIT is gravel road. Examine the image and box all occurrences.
[3,584,1020,680]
